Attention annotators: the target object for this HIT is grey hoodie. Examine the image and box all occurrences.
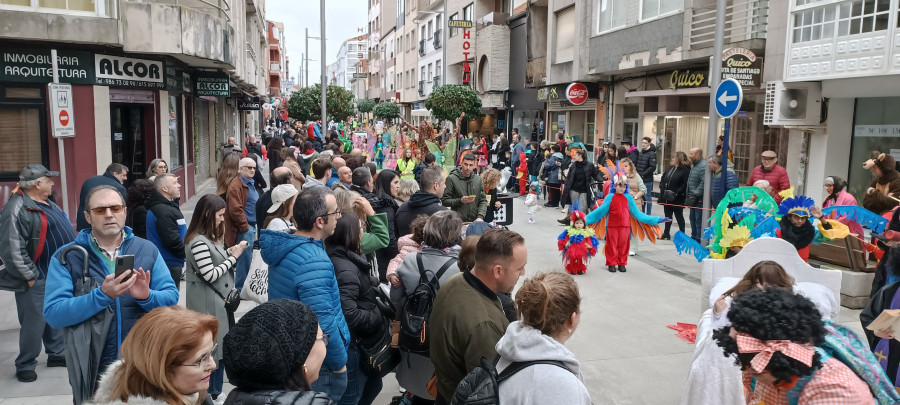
[495,321,592,405]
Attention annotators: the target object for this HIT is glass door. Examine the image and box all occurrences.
[110,104,145,186]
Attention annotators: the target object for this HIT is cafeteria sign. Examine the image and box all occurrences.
[721,48,763,88]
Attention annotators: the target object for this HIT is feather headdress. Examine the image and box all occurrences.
[778,195,815,218]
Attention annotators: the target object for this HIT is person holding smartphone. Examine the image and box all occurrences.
[183,194,248,400]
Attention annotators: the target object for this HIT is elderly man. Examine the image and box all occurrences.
[747,150,790,202]
[76,163,128,231]
[226,158,259,291]
[145,173,186,290]
[44,185,178,395]
[328,156,345,188]
[337,166,353,189]
[0,165,75,382]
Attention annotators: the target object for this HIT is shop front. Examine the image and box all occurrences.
[538,82,604,154]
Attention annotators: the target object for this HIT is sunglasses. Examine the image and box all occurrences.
[89,205,124,215]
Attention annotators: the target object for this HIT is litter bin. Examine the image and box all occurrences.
[494,193,515,226]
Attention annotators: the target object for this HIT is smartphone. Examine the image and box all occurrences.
[115,255,135,281]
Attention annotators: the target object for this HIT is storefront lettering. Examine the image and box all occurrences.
[94,55,163,89]
[721,48,762,88]
[0,48,94,84]
[462,29,471,86]
[97,58,160,80]
[537,87,559,101]
[669,70,706,89]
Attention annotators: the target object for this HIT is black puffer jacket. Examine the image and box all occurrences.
[224,389,333,405]
[636,144,658,184]
[658,165,691,205]
[328,244,382,341]
[395,190,446,236]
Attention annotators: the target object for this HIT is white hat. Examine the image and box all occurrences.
[267,184,299,213]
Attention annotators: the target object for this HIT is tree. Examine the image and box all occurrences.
[373,101,400,122]
[425,85,482,123]
[287,84,355,121]
[357,98,376,114]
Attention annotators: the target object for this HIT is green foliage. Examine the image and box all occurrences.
[425,85,482,123]
[373,101,401,120]
[357,98,376,113]
[287,84,355,121]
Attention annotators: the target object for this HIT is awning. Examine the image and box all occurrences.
[624,87,710,98]
[411,108,432,117]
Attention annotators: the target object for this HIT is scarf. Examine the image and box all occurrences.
[779,218,815,250]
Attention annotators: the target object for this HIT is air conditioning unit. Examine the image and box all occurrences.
[763,81,823,126]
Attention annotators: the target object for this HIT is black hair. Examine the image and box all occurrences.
[461,153,477,162]
[293,187,332,232]
[351,167,372,188]
[712,288,824,385]
[126,179,154,211]
[424,153,436,165]
[325,211,361,254]
[374,169,399,199]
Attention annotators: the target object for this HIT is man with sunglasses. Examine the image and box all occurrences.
[0,164,75,382]
[75,163,128,231]
[260,186,350,402]
[225,158,260,291]
[43,185,178,390]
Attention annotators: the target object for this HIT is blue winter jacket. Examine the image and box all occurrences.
[43,227,179,372]
[544,152,565,183]
[259,229,350,370]
[711,167,739,207]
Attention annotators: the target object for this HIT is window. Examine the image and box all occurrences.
[792,6,835,43]
[555,7,575,63]
[349,43,356,52]
[421,66,426,81]
[837,0,889,36]
[641,0,681,21]
[428,21,433,39]
[463,3,473,22]
[428,63,433,81]
[436,60,441,78]
[449,12,459,37]
[421,25,426,41]
[168,95,183,168]
[2,0,116,17]
[598,0,627,32]
[397,0,405,27]
[436,15,442,32]
[0,86,46,181]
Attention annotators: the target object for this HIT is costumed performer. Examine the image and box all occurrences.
[862,153,900,216]
[777,195,849,262]
[516,150,528,196]
[524,182,541,224]
[374,135,386,169]
[557,210,600,275]
[585,174,669,273]
[397,146,417,180]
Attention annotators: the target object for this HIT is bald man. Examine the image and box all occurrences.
[337,166,352,189]
[327,156,345,187]
[227,157,261,291]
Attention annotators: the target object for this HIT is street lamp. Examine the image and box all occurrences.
[306,28,322,90]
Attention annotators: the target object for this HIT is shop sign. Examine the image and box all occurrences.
[194,72,230,97]
[448,20,473,29]
[668,69,707,89]
[182,72,192,93]
[49,83,75,138]
[537,86,560,102]
[0,47,94,84]
[238,97,261,110]
[854,125,900,137]
[566,83,589,105]
[95,54,164,88]
[165,68,183,93]
[721,48,763,88]
[461,29,472,86]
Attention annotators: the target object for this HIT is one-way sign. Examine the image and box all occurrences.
[714,78,743,119]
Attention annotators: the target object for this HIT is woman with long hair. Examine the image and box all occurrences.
[327,212,385,405]
[659,151,692,239]
[147,158,168,181]
[493,272,591,404]
[216,153,241,197]
[618,158,646,208]
[281,147,306,191]
[397,148,417,180]
[267,136,285,174]
[182,194,248,400]
[91,306,220,405]
[222,299,332,404]
[372,170,401,283]
[125,179,155,239]
[480,168,503,223]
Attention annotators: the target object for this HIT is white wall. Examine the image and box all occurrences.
[93,86,111,174]
[805,98,854,205]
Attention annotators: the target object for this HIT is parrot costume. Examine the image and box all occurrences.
[558,210,600,275]
[516,150,528,196]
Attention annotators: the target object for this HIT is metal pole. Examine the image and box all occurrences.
[320,0,327,123]
[442,0,447,82]
[50,49,70,217]
[701,0,727,239]
[300,53,304,88]
[305,28,310,90]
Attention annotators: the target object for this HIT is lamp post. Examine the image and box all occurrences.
[320,0,327,124]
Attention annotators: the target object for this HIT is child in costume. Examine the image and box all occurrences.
[777,195,849,262]
[374,135,386,169]
[524,182,541,224]
[586,174,669,273]
[557,210,600,275]
[516,150,528,196]
[386,148,398,170]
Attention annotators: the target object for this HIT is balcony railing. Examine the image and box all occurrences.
[433,29,442,49]
[689,0,768,49]
[418,80,425,95]
[419,39,425,56]
[433,75,441,87]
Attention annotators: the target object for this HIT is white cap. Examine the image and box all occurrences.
[267,184,299,213]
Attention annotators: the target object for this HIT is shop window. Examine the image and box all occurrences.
[169,95,183,169]
[792,5,836,43]
[598,0,628,33]
[554,7,575,63]
[641,0,681,21]
[0,86,47,181]
[848,97,900,201]
[2,0,116,17]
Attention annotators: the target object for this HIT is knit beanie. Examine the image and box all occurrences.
[222,299,319,391]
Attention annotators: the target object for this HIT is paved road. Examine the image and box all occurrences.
[0,180,865,404]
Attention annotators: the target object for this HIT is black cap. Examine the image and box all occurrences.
[19,164,59,181]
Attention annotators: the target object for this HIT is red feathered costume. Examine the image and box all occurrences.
[516,151,528,195]
[605,194,632,266]
[557,211,600,275]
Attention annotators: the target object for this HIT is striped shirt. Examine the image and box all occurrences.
[36,202,76,276]
[190,240,236,282]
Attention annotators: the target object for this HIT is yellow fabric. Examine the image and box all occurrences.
[818,219,850,240]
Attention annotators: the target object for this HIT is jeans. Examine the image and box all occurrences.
[644,180,654,215]
[689,207,703,241]
[234,225,256,291]
[341,345,383,405]
[14,279,64,372]
[311,363,349,403]
[167,265,183,291]
[568,191,590,214]
[208,364,225,396]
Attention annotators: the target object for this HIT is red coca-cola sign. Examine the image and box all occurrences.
[566,83,589,105]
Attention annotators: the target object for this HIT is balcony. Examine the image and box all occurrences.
[269,62,280,72]
[433,29,442,49]
[433,75,441,87]
[269,86,280,96]
[419,39,425,56]
[689,0,767,49]
[418,80,425,96]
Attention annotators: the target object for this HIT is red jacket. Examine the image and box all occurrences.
[747,164,790,202]
[307,123,316,140]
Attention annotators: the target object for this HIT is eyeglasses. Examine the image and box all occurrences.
[181,344,217,368]
[89,205,124,215]
[824,184,834,188]
[321,210,342,219]
[318,333,330,346]
[241,166,257,171]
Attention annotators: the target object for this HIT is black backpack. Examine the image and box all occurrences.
[451,356,567,405]
[398,253,457,357]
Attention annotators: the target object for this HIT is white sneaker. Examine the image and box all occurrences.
[628,251,635,256]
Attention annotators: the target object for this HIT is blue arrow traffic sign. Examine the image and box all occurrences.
[714,78,743,119]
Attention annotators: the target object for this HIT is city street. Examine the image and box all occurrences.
[0,180,866,404]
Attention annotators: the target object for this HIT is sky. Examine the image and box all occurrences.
[265,0,369,88]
